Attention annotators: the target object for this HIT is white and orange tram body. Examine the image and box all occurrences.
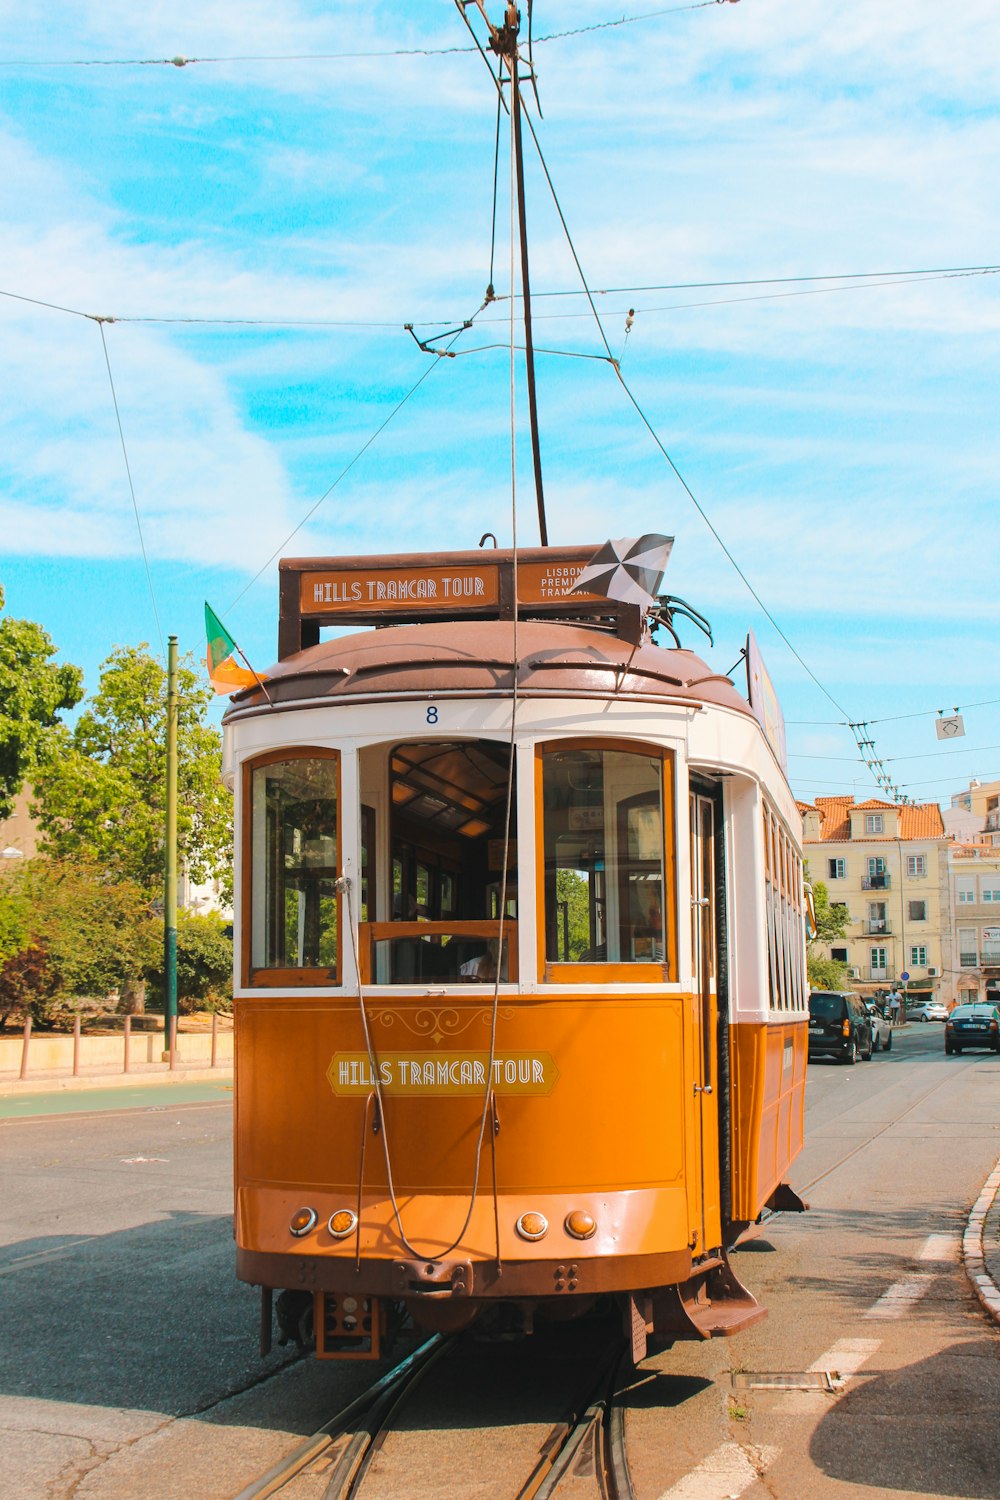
[223,547,808,1361]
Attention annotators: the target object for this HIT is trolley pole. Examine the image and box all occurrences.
[164,635,179,1056]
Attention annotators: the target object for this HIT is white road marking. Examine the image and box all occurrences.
[918,1232,960,1262]
[773,1337,880,1412]
[808,1336,881,1380]
[865,1273,935,1319]
[656,1442,778,1500]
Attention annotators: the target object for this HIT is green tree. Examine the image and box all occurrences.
[33,644,232,898]
[0,585,83,818]
[555,869,591,959]
[0,859,159,1028]
[806,869,850,990]
[145,910,233,1012]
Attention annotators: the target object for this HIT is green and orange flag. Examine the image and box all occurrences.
[205,603,263,695]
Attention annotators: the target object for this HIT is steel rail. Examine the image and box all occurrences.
[229,1334,450,1500]
[517,1342,636,1500]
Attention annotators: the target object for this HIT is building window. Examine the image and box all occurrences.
[865,814,884,834]
[906,855,926,878]
[982,887,1000,903]
[910,945,927,967]
[870,945,887,973]
[957,880,976,904]
[908,900,927,921]
[831,946,848,963]
[828,857,846,879]
[983,927,1000,964]
[958,927,978,967]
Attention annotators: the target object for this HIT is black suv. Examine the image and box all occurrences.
[808,990,873,1064]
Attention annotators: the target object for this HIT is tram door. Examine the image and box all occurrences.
[690,786,722,1253]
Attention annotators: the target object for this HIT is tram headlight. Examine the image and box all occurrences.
[516,1211,549,1242]
[289,1207,317,1237]
[564,1210,597,1241]
[328,1209,358,1239]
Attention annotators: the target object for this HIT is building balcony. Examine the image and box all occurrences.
[864,921,892,935]
[863,965,896,981]
[862,875,891,890]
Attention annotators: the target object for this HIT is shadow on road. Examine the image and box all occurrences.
[810,1341,1000,1498]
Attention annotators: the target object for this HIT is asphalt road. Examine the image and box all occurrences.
[1,1024,998,1499]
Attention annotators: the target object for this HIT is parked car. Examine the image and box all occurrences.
[809,990,873,1064]
[907,999,950,1022]
[944,1003,1000,1055]
[864,1000,893,1053]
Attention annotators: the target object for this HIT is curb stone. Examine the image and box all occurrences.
[963,1158,1000,1325]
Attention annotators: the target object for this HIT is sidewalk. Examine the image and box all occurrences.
[965,1155,1000,1327]
[0,1057,234,1098]
[0,1015,233,1096]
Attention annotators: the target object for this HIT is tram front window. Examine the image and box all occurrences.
[543,746,669,969]
[367,739,516,984]
[248,753,339,980]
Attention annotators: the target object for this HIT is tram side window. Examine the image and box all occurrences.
[543,746,669,968]
[248,753,340,981]
[763,802,805,1011]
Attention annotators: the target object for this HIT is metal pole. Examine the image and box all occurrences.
[508,44,547,547]
[72,1016,81,1076]
[211,1010,218,1069]
[19,1016,31,1080]
[164,635,179,1058]
[123,1014,131,1073]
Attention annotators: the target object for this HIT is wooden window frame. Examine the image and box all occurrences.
[241,747,342,988]
[535,738,677,984]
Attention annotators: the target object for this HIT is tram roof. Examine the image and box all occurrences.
[223,617,755,719]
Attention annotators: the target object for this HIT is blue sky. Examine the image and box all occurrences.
[2,0,999,808]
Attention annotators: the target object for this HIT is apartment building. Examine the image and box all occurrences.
[942,778,1000,1007]
[799,796,948,1000]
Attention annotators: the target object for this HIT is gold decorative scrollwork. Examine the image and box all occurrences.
[370,1005,515,1044]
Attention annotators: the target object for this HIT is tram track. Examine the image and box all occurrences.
[796,1047,987,1198]
[229,1327,636,1500]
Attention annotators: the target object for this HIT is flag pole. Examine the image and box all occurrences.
[234,645,274,707]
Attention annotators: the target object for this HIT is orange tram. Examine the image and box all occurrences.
[223,545,809,1364]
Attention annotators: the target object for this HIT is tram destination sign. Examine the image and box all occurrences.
[302,562,501,614]
[279,547,627,657]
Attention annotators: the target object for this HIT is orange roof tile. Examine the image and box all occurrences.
[802,796,944,842]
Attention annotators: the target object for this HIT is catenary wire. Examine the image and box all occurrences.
[97,321,164,658]
[787,694,1000,729]
[0,1,723,68]
[3,264,995,331]
[224,305,486,613]
[516,81,856,726]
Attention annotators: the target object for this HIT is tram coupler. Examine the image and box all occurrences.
[392,1258,472,1298]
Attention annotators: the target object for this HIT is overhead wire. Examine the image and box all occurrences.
[0,0,725,69]
[518,82,858,728]
[3,263,995,332]
[224,306,486,613]
[96,321,164,659]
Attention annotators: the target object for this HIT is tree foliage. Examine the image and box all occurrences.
[33,644,232,898]
[555,869,591,960]
[805,869,850,990]
[0,859,159,1028]
[0,585,83,819]
[145,911,233,1011]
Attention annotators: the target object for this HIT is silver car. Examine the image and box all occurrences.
[864,1001,893,1052]
[907,999,949,1022]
